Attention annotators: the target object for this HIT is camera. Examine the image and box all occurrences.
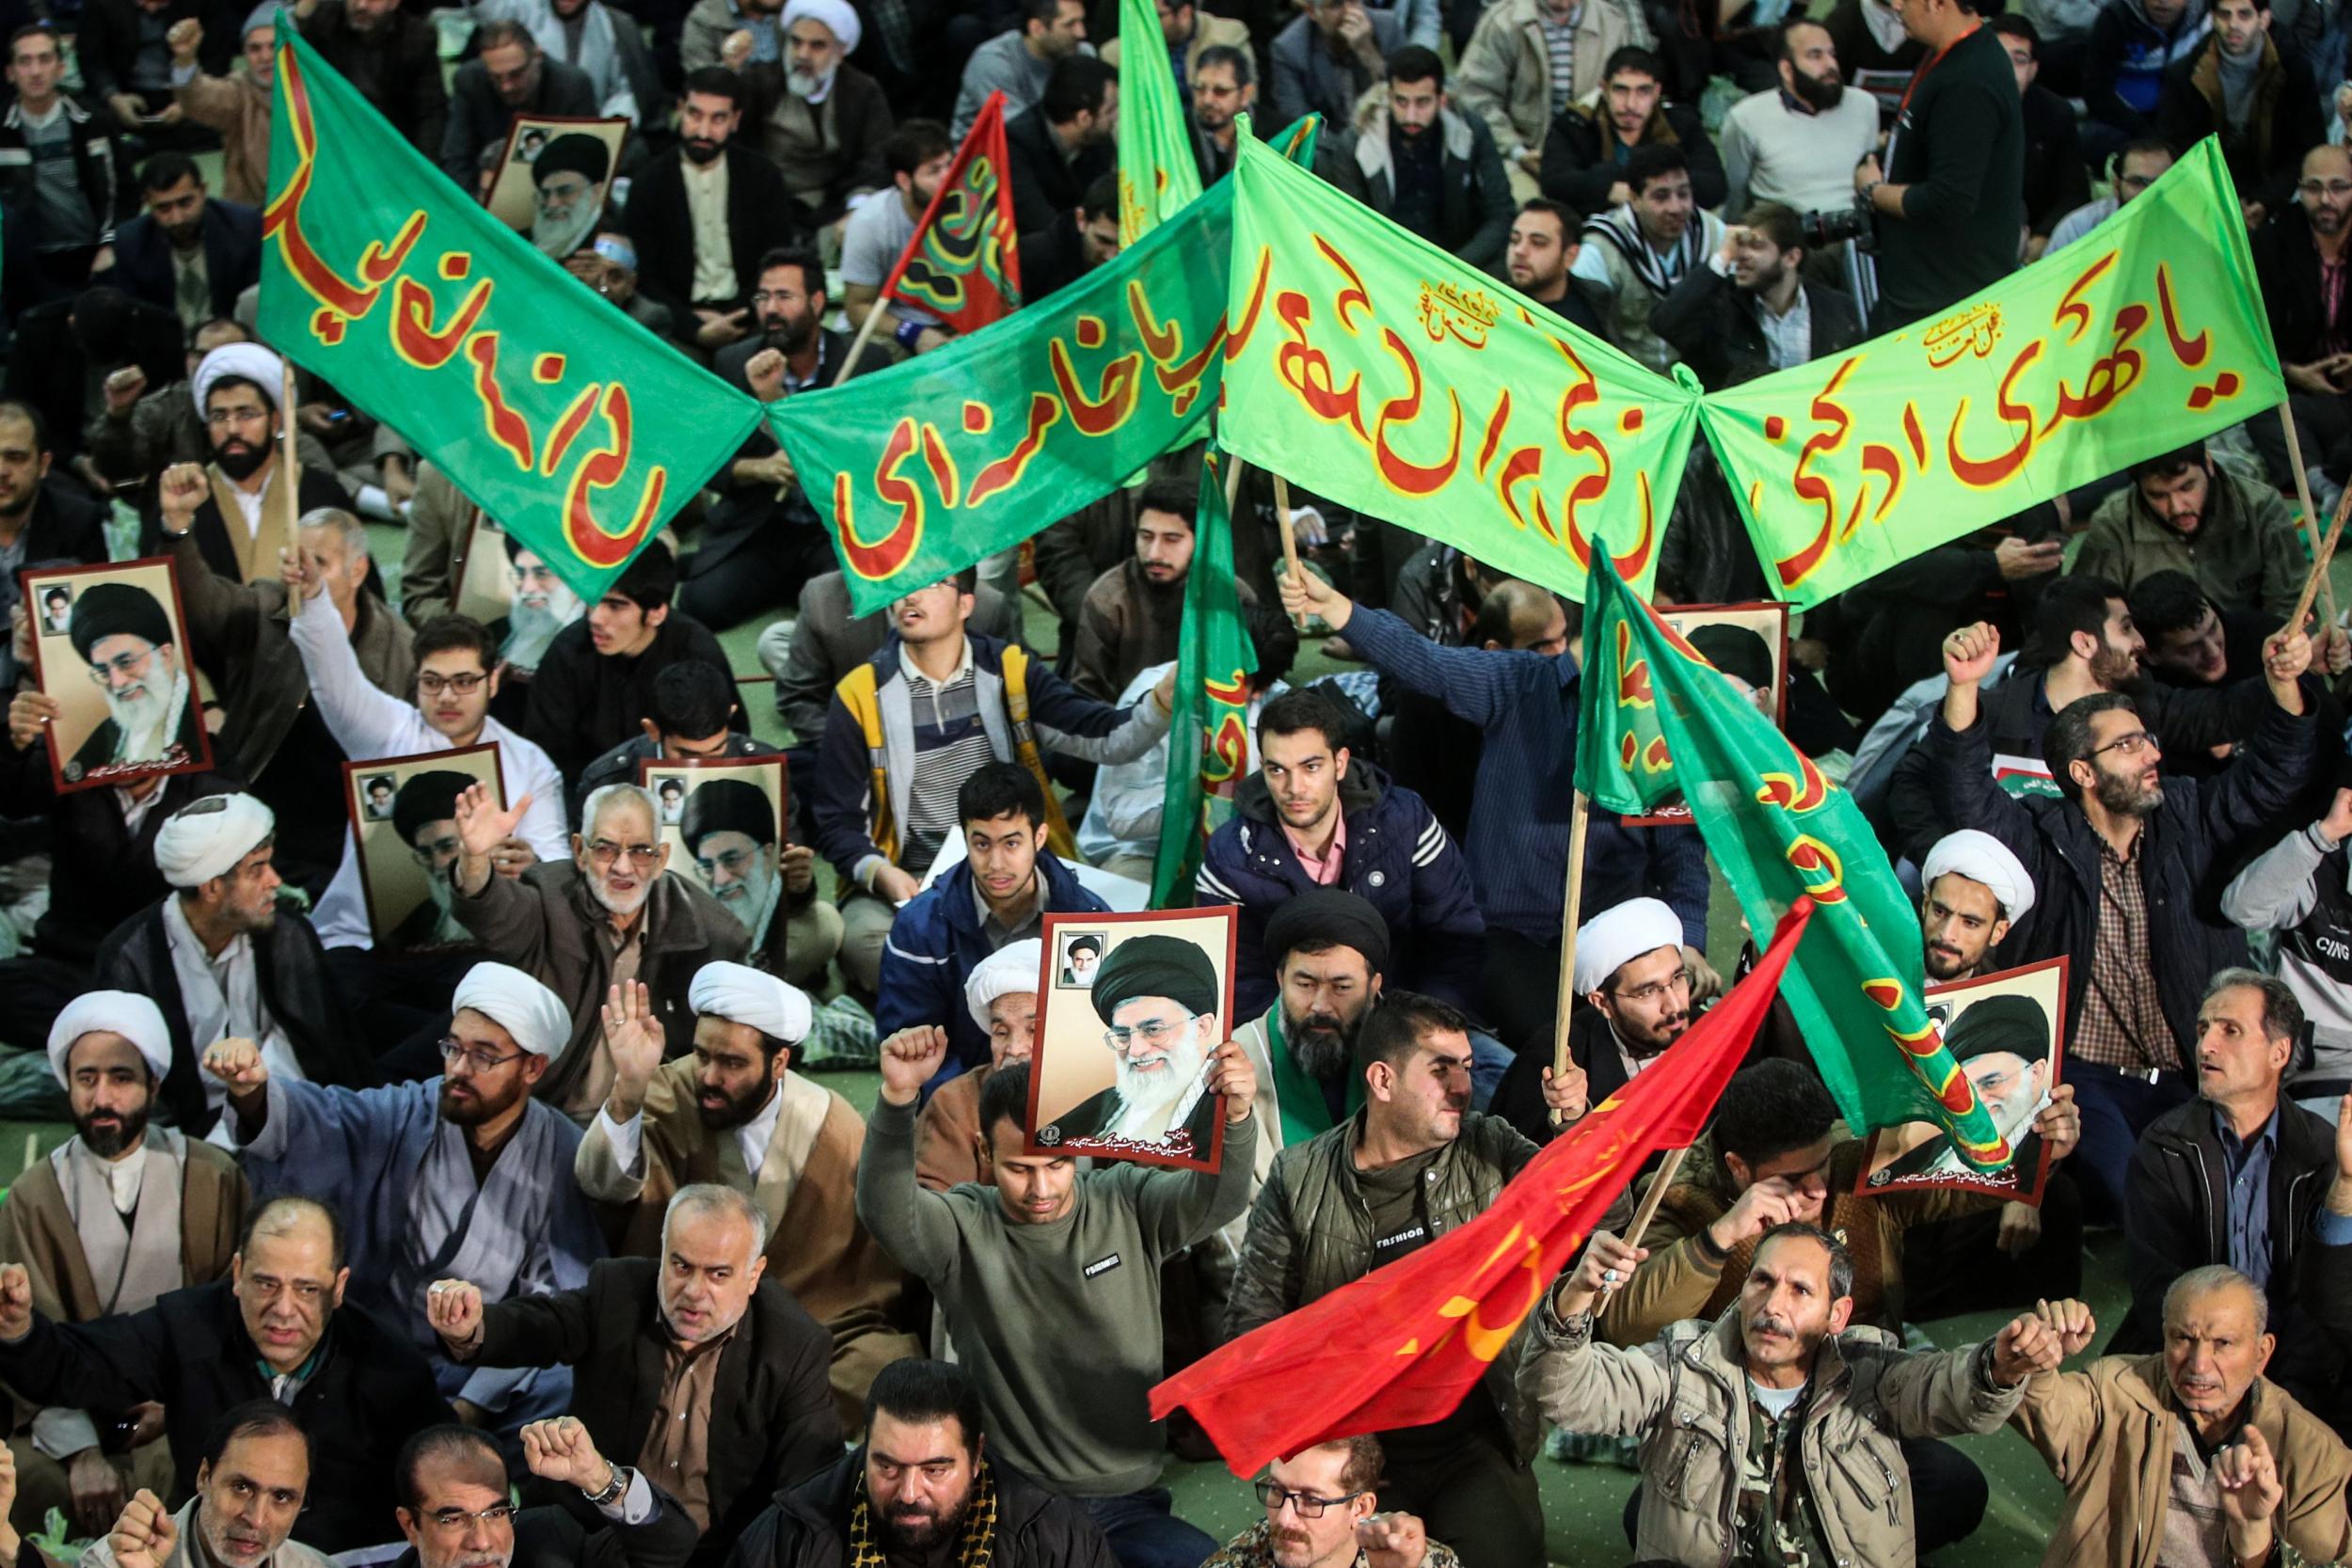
[1798,205,1876,254]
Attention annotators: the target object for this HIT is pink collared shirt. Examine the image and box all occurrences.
[1281,810,1347,885]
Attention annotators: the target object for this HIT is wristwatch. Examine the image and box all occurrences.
[583,1465,631,1509]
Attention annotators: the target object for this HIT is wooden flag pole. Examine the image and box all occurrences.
[2277,407,2342,626]
[277,355,300,567]
[1597,1146,1688,1303]
[1268,472,1306,630]
[1549,789,1593,1127]
[2289,475,2352,638]
[833,304,889,388]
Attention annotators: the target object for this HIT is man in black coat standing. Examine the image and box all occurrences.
[0,1197,452,1556]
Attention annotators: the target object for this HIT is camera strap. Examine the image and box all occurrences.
[1883,18,1983,168]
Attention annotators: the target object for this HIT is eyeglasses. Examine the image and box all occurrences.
[424,1503,516,1531]
[1104,1016,1194,1053]
[586,839,660,867]
[747,290,799,307]
[205,404,271,427]
[438,1038,526,1074]
[2090,730,2158,759]
[2300,180,2352,198]
[418,671,487,696]
[86,642,158,685]
[1612,969,1692,1007]
[1253,1481,1366,1519]
[695,846,761,880]
[409,834,461,867]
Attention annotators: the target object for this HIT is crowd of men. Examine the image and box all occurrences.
[0,0,2351,1561]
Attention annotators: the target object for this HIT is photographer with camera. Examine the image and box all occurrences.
[1846,0,2024,328]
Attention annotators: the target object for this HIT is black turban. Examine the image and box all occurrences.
[1262,887,1391,974]
[535,133,611,188]
[1687,623,1773,691]
[1090,933,1221,1022]
[680,779,776,853]
[1068,934,1103,958]
[1944,992,2051,1065]
[69,582,173,662]
[392,769,477,845]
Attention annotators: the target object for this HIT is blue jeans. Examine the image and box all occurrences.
[1077,1489,1216,1568]
[2067,1060,2194,1224]
[1469,1029,1511,1112]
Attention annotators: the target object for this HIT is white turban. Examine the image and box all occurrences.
[47,990,171,1087]
[965,940,1042,1032]
[782,0,860,52]
[153,793,275,888]
[690,961,813,1045]
[189,342,284,416]
[451,962,572,1059]
[1921,829,2036,923]
[1572,896,1685,996]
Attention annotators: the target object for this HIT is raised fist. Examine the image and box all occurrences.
[200,1037,269,1099]
[108,1488,177,1568]
[426,1278,485,1352]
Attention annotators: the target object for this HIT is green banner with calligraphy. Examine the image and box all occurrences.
[771,181,1236,618]
[1219,135,1702,601]
[1151,452,1256,908]
[1701,137,2284,608]
[259,14,759,605]
[1117,0,1204,245]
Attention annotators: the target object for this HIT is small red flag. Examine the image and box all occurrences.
[1150,898,1817,1476]
[876,89,1023,335]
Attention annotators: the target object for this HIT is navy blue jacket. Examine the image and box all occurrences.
[99,197,261,323]
[874,853,1108,1076]
[1196,759,1484,1018]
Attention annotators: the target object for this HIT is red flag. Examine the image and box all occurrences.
[876,90,1023,334]
[1150,897,1818,1476]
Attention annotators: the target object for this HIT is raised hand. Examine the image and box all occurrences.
[0,1264,29,1343]
[878,1025,948,1107]
[719,26,753,67]
[1277,564,1350,629]
[1991,1308,2067,1386]
[107,1489,177,1568]
[425,1278,485,1352]
[1996,1200,2042,1258]
[2033,1296,2097,1358]
[600,981,664,1120]
[278,545,318,600]
[1707,1174,1808,1253]
[166,18,201,59]
[158,462,209,536]
[781,842,817,895]
[2322,788,2352,847]
[1356,1512,1429,1568]
[1206,1038,1258,1121]
[1540,1061,1588,1123]
[453,784,530,885]
[200,1037,269,1101]
[2217,1424,2284,1541]
[1942,621,2001,688]
[2265,627,2314,712]
[1552,1229,1647,1322]
[522,1416,614,1495]
[1681,944,1723,1006]
[103,365,148,417]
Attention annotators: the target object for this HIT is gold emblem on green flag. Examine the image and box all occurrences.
[1701,136,2284,608]
[1218,135,1703,603]
[1576,555,2012,1170]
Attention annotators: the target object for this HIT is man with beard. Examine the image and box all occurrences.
[388,1419,699,1568]
[0,992,244,1540]
[206,961,602,1447]
[523,546,729,785]
[1502,198,1604,335]
[1920,828,2035,982]
[2079,442,2309,624]
[1228,993,1578,1566]
[2132,569,2277,690]
[87,1402,329,1568]
[62,581,203,784]
[95,794,376,1136]
[676,777,833,989]
[439,23,597,188]
[1330,47,1512,269]
[914,940,1041,1190]
[1004,55,1118,253]
[623,67,799,356]
[1717,18,1879,218]
[1873,993,2058,1182]
[577,962,921,1426]
[388,771,485,951]
[1071,481,1259,702]
[1064,936,1102,985]
[294,0,447,153]
[2251,145,2352,500]
[1530,1225,2067,1567]
[526,133,612,261]
[1206,1436,1456,1568]
[1539,46,1725,214]
[1928,616,2320,1221]
[1569,143,1725,373]
[837,119,952,349]
[734,0,893,237]
[729,1359,1116,1568]
[568,660,778,829]
[694,248,883,629]
[954,0,1092,139]
[100,152,260,336]
[494,534,585,689]
[428,1183,840,1555]
[0,1196,453,1554]
[1187,44,1255,183]
[862,1033,1254,1567]
[142,342,351,586]
[449,782,747,1117]
[1037,934,1230,1157]
[1652,201,1862,389]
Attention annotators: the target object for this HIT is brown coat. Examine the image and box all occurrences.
[174,70,268,207]
[914,1065,992,1192]
[0,1138,246,1323]
[2012,1355,2352,1568]
[1600,1131,1991,1347]
[574,1061,919,1426]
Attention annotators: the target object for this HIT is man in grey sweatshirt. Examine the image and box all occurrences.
[2223,785,2352,1120]
[856,1030,1260,1568]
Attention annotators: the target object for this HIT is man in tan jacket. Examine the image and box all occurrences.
[2016,1272,2352,1568]
[1454,0,1645,200]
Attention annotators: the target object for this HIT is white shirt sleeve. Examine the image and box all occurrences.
[494,730,575,863]
[289,587,418,761]
[594,1104,646,1178]
[30,1406,102,1460]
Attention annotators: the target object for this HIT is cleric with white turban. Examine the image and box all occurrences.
[47,990,172,1087]
[690,960,814,1045]
[452,961,573,1059]
[153,793,275,888]
[189,342,285,417]
[1920,829,2037,924]
[965,939,1042,1033]
[781,0,860,52]
[1572,896,1686,997]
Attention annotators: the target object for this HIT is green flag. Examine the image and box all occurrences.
[1702,136,2284,608]
[1117,0,1205,244]
[771,181,1235,617]
[259,12,758,604]
[1150,452,1256,907]
[1219,134,1702,601]
[1574,555,2011,1169]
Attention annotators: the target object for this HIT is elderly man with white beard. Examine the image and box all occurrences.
[528,133,612,261]
[388,771,485,952]
[62,583,205,784]
[915,940,1041,1191]
[448,781,747,1118]
[204,961,604,1450]
[1036,935,1227,1160]
[727,0,893,236]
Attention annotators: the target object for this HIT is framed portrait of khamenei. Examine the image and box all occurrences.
[486,115,629,254]
[1622,602,1790,828]
[24,558,214,794]
[1027,906,1239,1172]
[636,756,787,942]
[344,745,503,948]
[1854,958,2068,1203]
